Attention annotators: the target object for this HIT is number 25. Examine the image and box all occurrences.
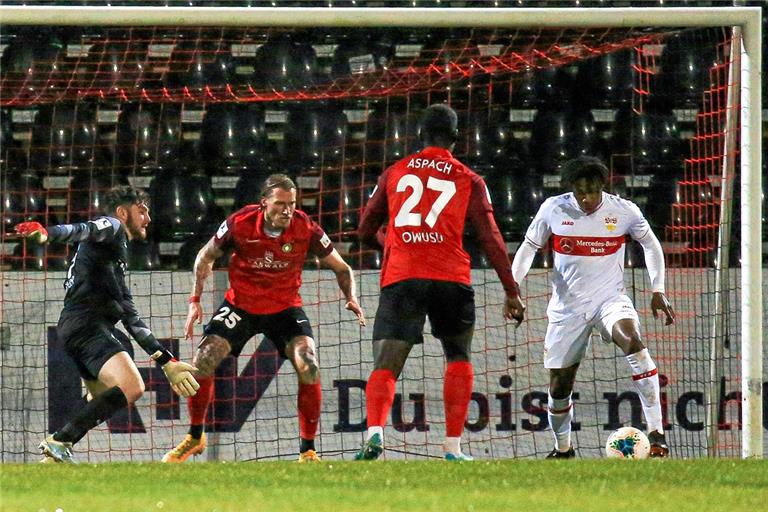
[394,175,456,228]
[213,306,242,329]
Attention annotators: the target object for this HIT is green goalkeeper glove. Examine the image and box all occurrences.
[152,351,200,397]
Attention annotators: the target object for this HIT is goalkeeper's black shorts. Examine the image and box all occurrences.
[58,319,133,381]
[202,299,314,359]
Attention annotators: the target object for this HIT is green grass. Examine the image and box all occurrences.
[2,459,766,512]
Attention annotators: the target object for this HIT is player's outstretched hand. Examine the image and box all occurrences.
[651,292,675,326]
[185,302,203,340]
[345,297,366,326]
[162,360,200,397]
[504,295,526,327]
[15,221,48,244]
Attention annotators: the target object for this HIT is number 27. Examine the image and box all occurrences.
[394,175,456,228]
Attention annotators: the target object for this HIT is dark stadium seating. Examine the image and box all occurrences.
[201,104,272,174]
[149,168,219,241]
[29,105,98,173]
[284,106,348,172]
[252,34,318,92]
[128,239,162,271]
[529,108,598,174]
[576,49,634,108]
[68,171,129,223]
[1,172,47,232]
[116,104,182,173]
[365,105,418,167]
[657,29,720,108]
[87,39,153,93]
[168,39,235,92]
[331,35,395,78]
[611,106,683,174]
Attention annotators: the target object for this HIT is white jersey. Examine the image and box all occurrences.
[525,191,652,322]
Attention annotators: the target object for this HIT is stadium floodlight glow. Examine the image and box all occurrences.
[0,5,761,460]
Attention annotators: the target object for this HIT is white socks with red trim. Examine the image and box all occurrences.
[547,392,573,452]
[626,348,663,433]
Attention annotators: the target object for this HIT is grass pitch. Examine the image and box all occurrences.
[2,459,766,512]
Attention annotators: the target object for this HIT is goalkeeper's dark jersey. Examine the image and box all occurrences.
[50,217,163,357]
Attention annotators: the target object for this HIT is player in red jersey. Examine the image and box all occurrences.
[355,104,526,461]
[162,174,365,463]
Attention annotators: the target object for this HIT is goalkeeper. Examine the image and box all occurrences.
[15,186,199,464]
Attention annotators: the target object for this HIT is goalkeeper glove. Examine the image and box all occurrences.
[152,351,200,397]
[15,221,48,244]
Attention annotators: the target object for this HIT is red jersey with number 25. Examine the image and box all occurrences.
[212,205,334,315]
[359,146,517,296]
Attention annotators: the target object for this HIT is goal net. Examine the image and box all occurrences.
[0,5,763,462]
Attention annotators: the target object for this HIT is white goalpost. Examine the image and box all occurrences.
[0,5,762,459]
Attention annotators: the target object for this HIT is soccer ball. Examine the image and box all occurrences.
[604,427,650,459]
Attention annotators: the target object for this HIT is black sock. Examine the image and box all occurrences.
[188,425,205,439]
[300,438,315,453]
[54,386,128,444]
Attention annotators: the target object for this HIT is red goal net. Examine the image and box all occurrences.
[0,19,749,461]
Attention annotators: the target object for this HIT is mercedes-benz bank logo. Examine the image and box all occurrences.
[558,237,574,254]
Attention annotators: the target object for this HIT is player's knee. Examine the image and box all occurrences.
[298,360,319,384]
[615,331,644,355]
[122,380,144,404]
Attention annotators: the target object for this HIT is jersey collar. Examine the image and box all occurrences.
[420,146,453,159]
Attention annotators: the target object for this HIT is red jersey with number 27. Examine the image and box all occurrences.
[212,205,334,315]
[358,146,518,296]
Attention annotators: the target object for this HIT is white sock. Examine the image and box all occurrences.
[547,391,573,452]
[444,437,461,455]
[366,426,384,442]
[626,348,663,434]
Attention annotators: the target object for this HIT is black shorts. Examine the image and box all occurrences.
[372,279,475,345]
[60,322,134,381]
[203,299,314,358]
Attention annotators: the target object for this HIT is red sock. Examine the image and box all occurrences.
[298,382,322,440]
[365,369,397,427]
[444,361,474,438]
[188,376,214,426]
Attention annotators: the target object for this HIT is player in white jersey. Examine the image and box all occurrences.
[512,156,675,458]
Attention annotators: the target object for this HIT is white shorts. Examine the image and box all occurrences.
[543,294,640,369]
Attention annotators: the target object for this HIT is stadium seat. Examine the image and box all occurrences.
[1,172,47,232]
[486,167,535,241]
[463,108,516,170]
[31,104,98,172]
[529,108,598,173]
[365,104,418,167]
[201,104,271,174]
[284,106,348,172]
[128,240,162,271]
[0,32,66,101]
[611,106,683,174]
[252,33,317,92]
[149,168,219,242]
[657,29,720,109]
[346,241,382,270]
[11,239,69,272]
[87,39,152,93]
[116,104,182,173]
[576,49,633,108]
[331,34,395,78]
[68,171,129,223]
[168,39,235,93]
